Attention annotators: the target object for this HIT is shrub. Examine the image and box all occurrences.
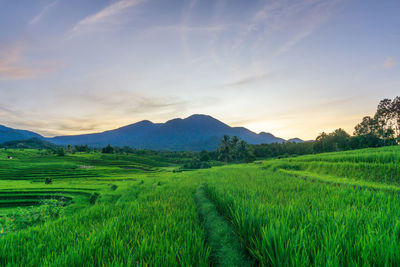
[0,199,64,234]
[89,193,100,205]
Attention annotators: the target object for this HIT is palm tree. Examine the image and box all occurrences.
[218,135,232,163]
[237,140,250,162]
[230,136,240,161]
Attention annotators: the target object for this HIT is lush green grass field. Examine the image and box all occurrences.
[1,146,400,266]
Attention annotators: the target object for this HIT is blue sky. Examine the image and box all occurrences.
[0,0,399,139]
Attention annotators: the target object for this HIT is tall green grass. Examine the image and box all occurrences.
[198,165,400,266]
[195,184,251,267]
[0,177,211,266]
[267,146,400,185]
[2,146,400,266]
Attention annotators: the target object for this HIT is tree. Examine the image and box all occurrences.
[218,135,232,163]
[199,150,210,162]
[217,136,254,163]
[102,144,114,154]
[230,136,239,160]
[237,140,252,162]
[354,97,400,145]
[74,145,90,152]
[354,116,378,136]
[391,96,400,138]
[56,147,65,156]
[331,128,350,150]
[313,129,351,152]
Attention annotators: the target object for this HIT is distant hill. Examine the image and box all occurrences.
[0,125,43,144]
[0,115,303,151]
[287,138,306,143]
[0,138,59,150]
[48,114,286,151]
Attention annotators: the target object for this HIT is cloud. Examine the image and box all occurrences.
[29,1,58,25]
[231,0,342,56]
[0,90,188,136]
[149,24,228,35]
[73,91,188,115]
[384,56,396,69]
[273,0,342,56]
[0,45,60,80]
[69,0,146,36]
[221,72,270,88]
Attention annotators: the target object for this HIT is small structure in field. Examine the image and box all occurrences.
[79,165,94,169]
[7,156,12,160]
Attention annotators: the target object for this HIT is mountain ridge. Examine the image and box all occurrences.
[0,125,43,144]
[1,114,304,151]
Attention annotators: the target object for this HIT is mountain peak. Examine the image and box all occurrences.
[2,115,296,151]
[136,120,153,124]
[287,138,305,143]
[185,114,214,120]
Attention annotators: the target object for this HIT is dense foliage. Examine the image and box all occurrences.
[250,97,400,159]
[0,138,58,150]
[217,135,254,163]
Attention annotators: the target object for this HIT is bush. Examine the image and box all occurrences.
[56,147,65,156]
[102,144,114,154]
[0,199,64,234]
[89,193,100,205]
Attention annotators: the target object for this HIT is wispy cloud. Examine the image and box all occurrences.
[29,0,58,25]
[0,91,188,136]
[150,24,227,35]
[384,56,397,69]
[231,0,342,57]
[221,72,270,88]
[69,0,146,36]
[0,45,60,80]
[276,1,341,55]
[180,0,198,59]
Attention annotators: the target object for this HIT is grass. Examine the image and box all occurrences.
[200,165,400,266]
[195,184,252,267]
[266,146,400,185]
[1,146,400,266]
[0,170,211,266]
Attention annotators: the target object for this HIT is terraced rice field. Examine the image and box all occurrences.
[267,146,400,189]
[1,146,400,266]
[0,149,167,216]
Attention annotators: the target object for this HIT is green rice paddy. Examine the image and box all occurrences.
[1,146,400,266]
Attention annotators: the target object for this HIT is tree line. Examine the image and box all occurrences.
[218,96,400,161]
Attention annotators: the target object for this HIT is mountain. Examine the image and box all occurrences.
[0,125,43,144]
[287,138,305,143]
[48,114,285,151]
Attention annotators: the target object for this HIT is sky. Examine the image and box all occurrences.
[0,0,399,140]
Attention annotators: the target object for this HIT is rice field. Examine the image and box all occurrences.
[1,146,400,266]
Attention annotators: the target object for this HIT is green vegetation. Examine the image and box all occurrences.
[0,149,210,266]
[268,146,400,185]
[1,145,400,266]
[0,138,58,150]
[252,97,400,159]
[195,184,252,266]
[217,135,254,163]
